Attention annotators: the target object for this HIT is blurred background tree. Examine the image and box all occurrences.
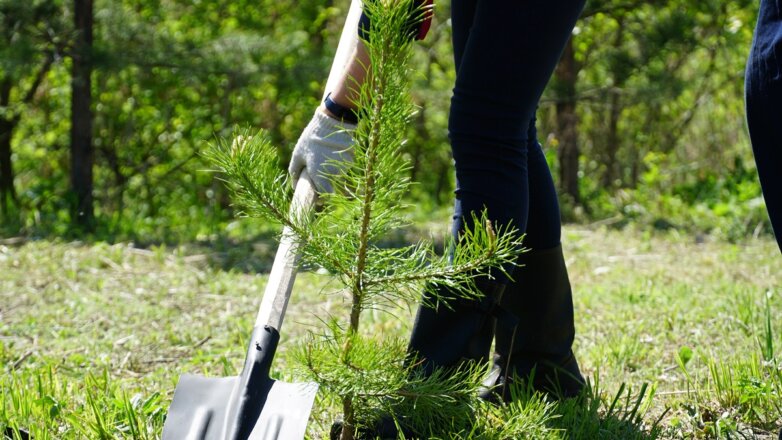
[0,0,769,243]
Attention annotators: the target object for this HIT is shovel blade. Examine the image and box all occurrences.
[162,374,318,440]
[162,326,318,440]
[250,379,319,439]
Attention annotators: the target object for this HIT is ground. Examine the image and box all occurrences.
[1,226,780,439]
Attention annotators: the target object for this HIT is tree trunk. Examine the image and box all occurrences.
[0,120,16,219]
[409,105,427,183]
[554,37,580,206]
[70,0,94,230]
[601,21,626,189]
[0,79,18,218]
[602,88,621,188]
[0,47,54,221]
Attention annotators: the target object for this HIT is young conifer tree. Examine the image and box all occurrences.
[208,1,524,438]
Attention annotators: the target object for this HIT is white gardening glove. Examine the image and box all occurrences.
[288,110,356,194]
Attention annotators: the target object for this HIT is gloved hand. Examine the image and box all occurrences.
[288,110,356,194]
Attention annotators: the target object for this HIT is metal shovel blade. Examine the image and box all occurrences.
[162,326,318,440]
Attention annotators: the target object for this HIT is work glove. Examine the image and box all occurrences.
[288,110,356,194]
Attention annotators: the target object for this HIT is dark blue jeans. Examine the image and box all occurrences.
[746,0,782,253]
[448,0,586,279]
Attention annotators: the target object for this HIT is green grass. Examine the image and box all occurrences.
[1,226,780,438]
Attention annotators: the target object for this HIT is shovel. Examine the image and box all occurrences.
[162,170,319,440]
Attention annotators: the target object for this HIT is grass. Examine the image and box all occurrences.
[1,226,780,438]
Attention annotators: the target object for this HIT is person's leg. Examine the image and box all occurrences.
[518,118,563,251]
[450,0,477,74]
[408,0,586,375]
[746,0,782,253]
[483,118,584,400]
[448,0,585,253]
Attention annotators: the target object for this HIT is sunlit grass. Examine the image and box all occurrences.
[1,227,780,438]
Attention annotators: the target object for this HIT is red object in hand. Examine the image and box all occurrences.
[416,0,434,40]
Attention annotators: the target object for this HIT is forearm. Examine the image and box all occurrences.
[323,0,432,114]
[322,42,370,114]
[322,0,363,105]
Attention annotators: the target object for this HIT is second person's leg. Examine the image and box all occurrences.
[487,119,584,400]
[746,0,782,253]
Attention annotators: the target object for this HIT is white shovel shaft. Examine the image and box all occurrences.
[323,0,363,101]
[255,170,317,330]
[257,1,360,330]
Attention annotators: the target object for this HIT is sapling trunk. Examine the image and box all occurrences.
[340,53,387,440]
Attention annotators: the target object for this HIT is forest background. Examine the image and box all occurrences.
[4,1,782,438]
[0,0,771,244]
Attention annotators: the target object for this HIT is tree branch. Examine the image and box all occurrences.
[21,51,54,105]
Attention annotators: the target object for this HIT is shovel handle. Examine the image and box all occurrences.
[255,169,318,330]
[322,0,362,102]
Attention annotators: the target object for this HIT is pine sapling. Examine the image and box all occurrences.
[207,1,525,438]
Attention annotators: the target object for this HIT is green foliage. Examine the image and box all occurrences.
[0,0,771,243]
[205,129,293,226]
[296,322,486,434]
[550,381,662,440]
[546,0,769,237]
[466,393,561,440]
[1,367,165,439]
[673,352,782,437]
[2,0,342,240]
[0,0,66,82]
[1,229,780,437]
[595,151,770,241]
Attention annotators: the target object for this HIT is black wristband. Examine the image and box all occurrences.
[323,93,358,124]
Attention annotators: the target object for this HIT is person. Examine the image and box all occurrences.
[288,0,587,435]
[746,0,782,254]
[745,2,782,437]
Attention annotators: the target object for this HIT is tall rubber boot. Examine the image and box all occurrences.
[407,279,508,375]
[484,244,584,401]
